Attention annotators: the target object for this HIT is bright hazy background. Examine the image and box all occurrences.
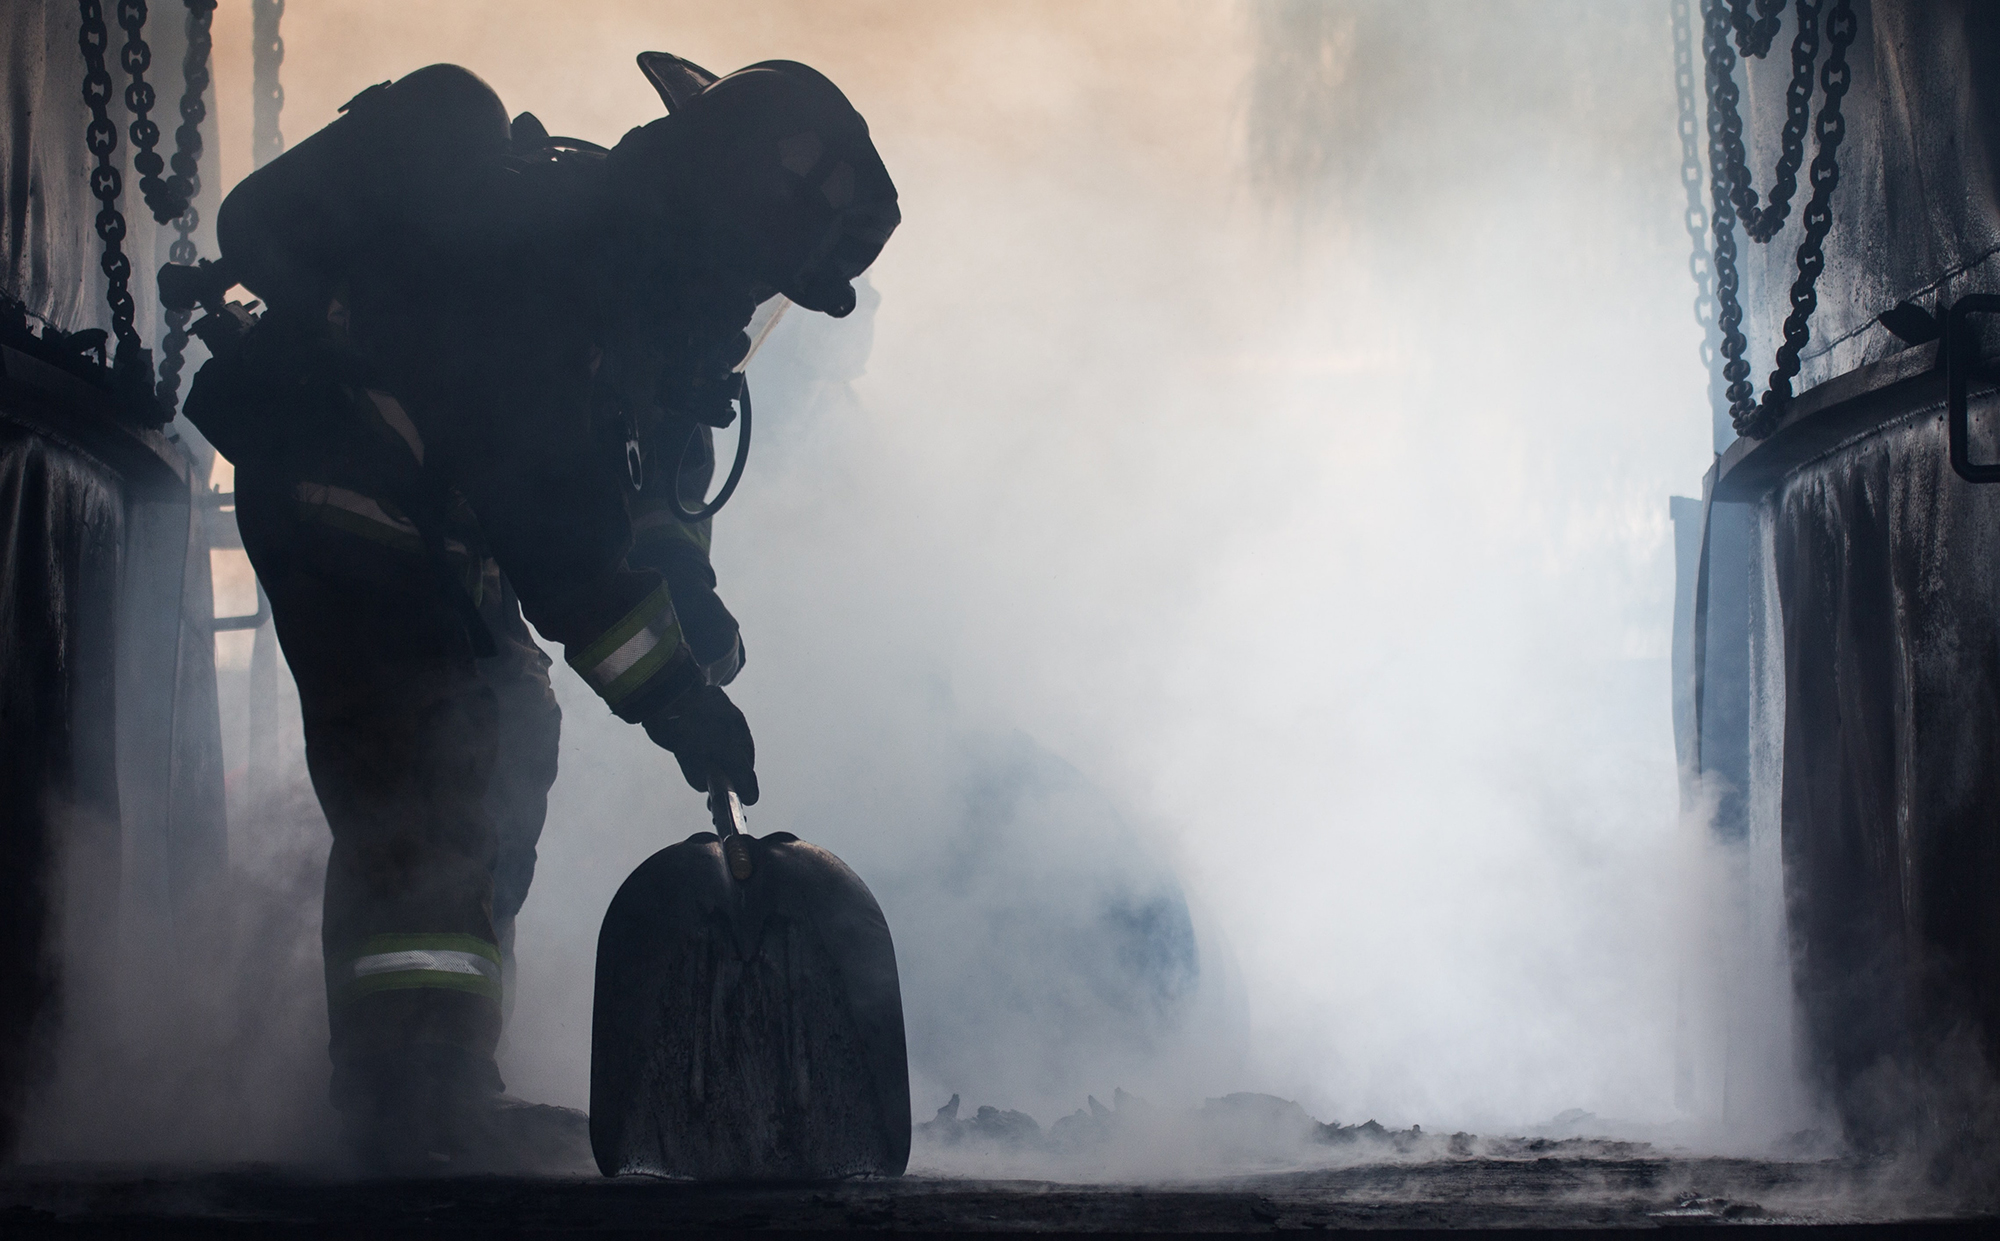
[77,0,1733,1167]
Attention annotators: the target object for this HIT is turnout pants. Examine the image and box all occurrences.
[236,469,560,1107]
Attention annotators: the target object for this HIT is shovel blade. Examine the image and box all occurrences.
[589,831,910,1180]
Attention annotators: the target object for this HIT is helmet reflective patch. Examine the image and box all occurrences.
[778,131,823,176]
[822,161,855,208]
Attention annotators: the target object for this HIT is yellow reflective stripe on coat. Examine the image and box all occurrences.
[630,507,713,556]
[566,582,682,708]
[332,932,501,1004]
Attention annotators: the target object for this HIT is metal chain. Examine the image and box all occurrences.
[1730,0,1822,243]
[77,0,170,424]
[115,0,182,225]
[157,0,216,413]
[78,0,136,360]
[1705,0,1822,248]
[1759,0,1856,430]
[1671,0,1725,433]
[1728,0,1786,57]
[1700,0,1752,429]
[1700,0,1855,439]
[251,0,286,170]
[166,0,213,219]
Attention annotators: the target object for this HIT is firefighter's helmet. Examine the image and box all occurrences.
[611,53,899,318]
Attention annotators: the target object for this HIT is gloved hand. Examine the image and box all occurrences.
[642,683,759,804]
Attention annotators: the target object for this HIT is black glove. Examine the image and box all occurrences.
[642,683,759,804]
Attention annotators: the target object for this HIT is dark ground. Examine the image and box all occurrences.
[2,1154,1995,1237]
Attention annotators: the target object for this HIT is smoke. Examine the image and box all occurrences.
[28,0,1867,1180]
[490,0,1711,1141]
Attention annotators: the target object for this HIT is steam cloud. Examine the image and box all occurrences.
[30,0,1832,1179]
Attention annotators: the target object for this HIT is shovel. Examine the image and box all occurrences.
[589,771,911,1179]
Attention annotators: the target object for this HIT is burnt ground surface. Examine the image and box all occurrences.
[1,1155,1996,1237]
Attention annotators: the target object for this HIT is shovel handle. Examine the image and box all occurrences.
[707,771,753,881]
[706,769,747,839]
[706,768,756,882]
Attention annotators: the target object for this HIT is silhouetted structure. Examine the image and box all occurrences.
[1,0,227,1160]
[1678,0,2000,1148]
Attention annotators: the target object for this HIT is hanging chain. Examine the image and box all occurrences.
[1700,0,1855,440]
[116,0,188,225]
[1701,0,1751,430]
[1728,0,1786,57]
[165,0,214,221]
[1671,0,1725,431]
[1715,0,1823,244]
[1763,0,1855,426]
[78,0,137,362]
[251,0,286,169]
[156,0,216,413]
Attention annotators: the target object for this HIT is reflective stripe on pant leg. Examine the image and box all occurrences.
[364,389,426,464]
[295,482,427,554]
[294,482,479,597]
[332,932,503,1005]
[565,581,684,710]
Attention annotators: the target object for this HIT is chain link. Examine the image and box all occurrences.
[78,0,135,358]
[1700,0,1751,428]
[166,0,213,220]
[1716,0,1822,244]
[77,0,170,424]
[1760,0,1856,431]
[157,0,216,412]
[115,0,184,225]
[1671,0,1724,431]
[1728,0,1786,57]
[1698,0,1855,440]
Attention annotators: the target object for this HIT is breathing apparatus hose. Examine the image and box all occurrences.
[665,377,751,522]
[662,296,786,521]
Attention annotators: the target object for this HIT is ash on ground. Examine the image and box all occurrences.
[909,1088,1657,1180]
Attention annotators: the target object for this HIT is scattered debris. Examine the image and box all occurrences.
[911,1088,1654,1176]
[1317,1117,1426,1151]
[917,1095,1045,1151]
[1649,1191,1767,1223]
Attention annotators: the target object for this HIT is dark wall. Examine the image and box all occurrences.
[1771,404,2000,1143]
[1715,0,2000,1147]
[1,0,224,1161]
[2,0,95,331]
[0,425,123,1159]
